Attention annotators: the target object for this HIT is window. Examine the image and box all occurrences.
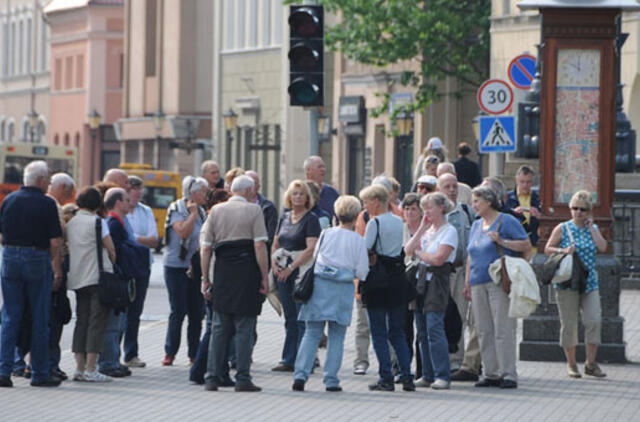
[53,134,59,145]
[237,0,245,49]
[225,0,234,50]
[2,23,8,76]
[18,21,23,74]
[40,17,47,71]
[248,0,257,47]
[21,118,29,141]
[37,120,46,140]
[145,0,157,76]
[26,19,32,73]
[64,133,70,146]
[74,132,80,148]
[76,54,84,88]
[10,23,15,75]
[503,0,511,15]
[273,1,282,46]
[7,121,15,142]
[65,56,73,90]
[54,58,62,90]
[0,118,5,141]
[262,0,271,46]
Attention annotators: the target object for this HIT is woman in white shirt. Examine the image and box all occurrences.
[66,186,116,383]
[406,192,458,390]
[292,196,369,393]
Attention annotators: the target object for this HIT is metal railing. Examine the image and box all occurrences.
[613,190,640,276]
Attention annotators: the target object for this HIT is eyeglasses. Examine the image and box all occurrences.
[426,157,439,164]
[571,206,588,212]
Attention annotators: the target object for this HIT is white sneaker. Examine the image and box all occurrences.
[84,370,113,383]
[431,379,451,390]
[124,357,147,368]
[73,370,86,382]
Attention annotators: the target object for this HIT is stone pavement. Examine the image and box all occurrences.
[1,252,640,421]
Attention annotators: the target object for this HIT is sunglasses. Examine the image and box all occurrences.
[571,206,588,212]
[426,157,439,164]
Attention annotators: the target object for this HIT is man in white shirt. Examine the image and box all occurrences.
[123,176,158,368]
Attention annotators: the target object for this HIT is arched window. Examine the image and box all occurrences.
[7,121,15,142]
[64,133,70,146]
[0,117,5,142]
[21,117,29,142]
[74,132,80,148]
[54,134,59,145]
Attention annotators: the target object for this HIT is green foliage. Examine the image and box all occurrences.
[285,0,491,120]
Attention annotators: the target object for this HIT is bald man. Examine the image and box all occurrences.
[303,156,338,217]
[245,171,278,262]
[436,162,472,206]
[103,169,129,189]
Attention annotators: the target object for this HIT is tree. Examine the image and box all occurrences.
[309,0,491,119]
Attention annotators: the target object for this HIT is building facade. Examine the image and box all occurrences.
[44,0,124,186]
[0,0,49,144]
[117,0,213,178]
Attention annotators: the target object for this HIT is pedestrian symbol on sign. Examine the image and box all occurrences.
[478,116,516,153]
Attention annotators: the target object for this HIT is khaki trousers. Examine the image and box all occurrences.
[353,299,370,368]
[471,282,517,381]
[460,304,482,374]
[555,289,601,348]
[449,268,468,368]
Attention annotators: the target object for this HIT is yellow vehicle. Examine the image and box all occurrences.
[120,163,182,247]
[0,143,78,204]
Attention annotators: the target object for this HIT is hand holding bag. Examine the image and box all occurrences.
[95,218,133,314]
[293,231,325,303]
[551,223,575,284]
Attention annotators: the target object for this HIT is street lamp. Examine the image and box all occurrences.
[394,111,413,194]
[395,112,413,137]
[28,109,39,143]
[222,108,238,170]
[88,109,101,182]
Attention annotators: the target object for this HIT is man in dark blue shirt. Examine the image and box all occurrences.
[304,156,339,218]
[0,160,63,388]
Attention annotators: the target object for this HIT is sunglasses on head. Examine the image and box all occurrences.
[571,206,588,212]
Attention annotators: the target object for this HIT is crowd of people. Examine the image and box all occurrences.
[0,139,608,391]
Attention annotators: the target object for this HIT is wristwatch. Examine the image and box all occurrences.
[201,277,209,283]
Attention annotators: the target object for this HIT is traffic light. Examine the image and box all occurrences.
[288,5,324,106]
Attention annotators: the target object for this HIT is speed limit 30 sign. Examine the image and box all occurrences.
[477,79,513,115]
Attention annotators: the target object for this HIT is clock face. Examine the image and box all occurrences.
[556,49,600,87]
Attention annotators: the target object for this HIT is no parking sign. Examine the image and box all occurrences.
[508,54,536,90]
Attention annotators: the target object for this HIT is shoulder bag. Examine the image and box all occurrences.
[95,218,133,314]
[551,222,575,284]
[293,231,325,303]
[363,218,405,293]
[494,217,513,294]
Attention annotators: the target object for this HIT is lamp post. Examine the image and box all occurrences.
[27,109,39,143]
[394,111,413,194]
[88,109,101,183]
[222,108,238,170]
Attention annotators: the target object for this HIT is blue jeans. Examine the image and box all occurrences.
[164,266,204,359]
[124,274,150,362]
[277,278,305,367]
[205,311,255,386]
[367,305,412,383]
[0,247,52,382]
[294,321,347,388]
[414,310,450,382]
[99,310,125,370]
[190,302,232,383]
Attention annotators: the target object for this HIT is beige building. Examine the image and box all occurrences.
[116,0,213,177]
[0,0,49,144]
[330,59,479,195]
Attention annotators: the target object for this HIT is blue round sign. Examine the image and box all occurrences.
[508,54,536,90]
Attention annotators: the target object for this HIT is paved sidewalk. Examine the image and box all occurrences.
[1,289,640,421]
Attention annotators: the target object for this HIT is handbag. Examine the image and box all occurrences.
[95,218,133,313]
[293,231,325,303]
[551,223,575,284]
[493,217,512,295]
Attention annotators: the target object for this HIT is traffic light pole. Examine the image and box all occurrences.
[309,107,319,155]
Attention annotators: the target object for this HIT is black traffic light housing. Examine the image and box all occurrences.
[288,5,324,106]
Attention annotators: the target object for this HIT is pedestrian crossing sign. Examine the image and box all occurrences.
[478,116,516,153]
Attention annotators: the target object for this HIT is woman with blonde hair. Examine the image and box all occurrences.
[271,180,321,372]
[405,192,458,390]
[292,196,369,392]
[544,190,607,378]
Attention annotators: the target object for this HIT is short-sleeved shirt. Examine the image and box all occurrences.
[420,224,458,263]
[200,196,268,246]
[127,202,158,264]
[318,184,339,217]
[467,212,528,286]
[163,199,205,268]
[0,186,62,249]
[275,210,321,251]
[365,212,404,257]
[556,221,599,293]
